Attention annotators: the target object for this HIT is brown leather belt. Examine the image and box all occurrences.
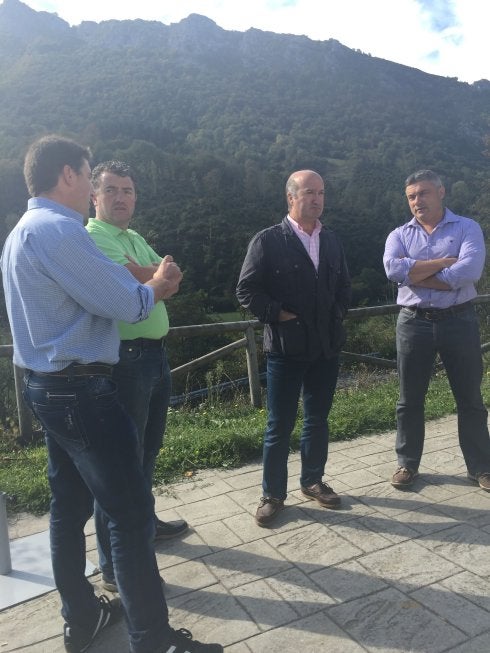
[402,301,473,321]
[31,363,113,377]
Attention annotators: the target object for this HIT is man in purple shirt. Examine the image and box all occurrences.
[383,169,490,491]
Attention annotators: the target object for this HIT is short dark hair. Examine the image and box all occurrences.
[91,160,137,192]
[23,135,91,197]
[405,169,443,188]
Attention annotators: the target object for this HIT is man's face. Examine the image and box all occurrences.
[288,173,325,223]
[92,171,137,229]
[405,180,445,224]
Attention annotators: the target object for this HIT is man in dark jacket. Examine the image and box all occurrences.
[236,169,351,526]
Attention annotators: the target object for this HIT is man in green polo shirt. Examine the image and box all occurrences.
[87,160,188,593]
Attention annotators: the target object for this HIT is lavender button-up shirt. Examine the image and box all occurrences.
[383,208,486,309]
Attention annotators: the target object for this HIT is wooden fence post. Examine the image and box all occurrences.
[13,365,32,442]
[244,325,262,408]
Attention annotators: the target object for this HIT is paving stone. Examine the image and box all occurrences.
[224,642,252,652]
[225,504,313,543]
[329,519,393,553]
[153,490,186,512]
[357,540,462,588]
[410,581,490,636]
[440,570,490,612]
[0,590,62,650]
[193,520,244,550]
[415,523,490,576]
[337,441,389,459]
[356,450,398,466]
[353,512,420,543]
[198,478,236,497]
[168,584,260,646]
[311,559,387,602]
[203,539,292,589]
[429,491,490,528]
[7,512,50,539]
[223,469,264,490]
[327,586,465,653]
[326,451,369,473]
[264,567,336,616]
[5,414,489,653]
[422,448,467,474]
[230,578,299,630]
[298,493,375,527]
[245,610,367,652]
[155,529,213,568]
[176,494,244,527]
[417,473,476,497]
[391,505,458,535]
[352,482,437,517]
[267,523,363,573]
[440,630,490,652]
[330,468,386,489]
[161,559,220,599]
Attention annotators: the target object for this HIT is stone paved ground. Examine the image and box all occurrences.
[2,414,490,652]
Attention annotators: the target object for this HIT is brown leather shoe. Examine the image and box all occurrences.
[301,482,341,509]
[468,472,490,492]
[255,497,284,526]
[391,466,419,488]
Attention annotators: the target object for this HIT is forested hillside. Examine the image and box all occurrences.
[0,0,489,312]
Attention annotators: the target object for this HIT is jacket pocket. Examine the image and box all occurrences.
[277,317,308,357]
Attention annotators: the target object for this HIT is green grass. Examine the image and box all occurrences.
[2,365,487,516]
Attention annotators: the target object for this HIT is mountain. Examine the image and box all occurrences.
[0,0,489,309]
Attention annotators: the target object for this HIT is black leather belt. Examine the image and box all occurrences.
[120,337,166,349]
[30,363,113,377]
[402,301,473,321]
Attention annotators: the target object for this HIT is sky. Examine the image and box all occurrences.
[24,0,489,84]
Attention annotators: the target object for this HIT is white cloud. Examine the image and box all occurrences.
[24,0,490,82]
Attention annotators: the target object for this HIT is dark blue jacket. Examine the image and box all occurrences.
[236,217,351,360]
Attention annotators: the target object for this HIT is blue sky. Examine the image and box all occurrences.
[24,0,488,83]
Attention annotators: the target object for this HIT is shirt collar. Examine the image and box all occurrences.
[87,217,132,237]
[287,214,322,235]
[408,207,457,228]
[28,197,85,223]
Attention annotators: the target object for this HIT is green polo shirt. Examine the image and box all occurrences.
[86,218,169,340]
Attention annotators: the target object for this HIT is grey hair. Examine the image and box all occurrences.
[404,169,443,189]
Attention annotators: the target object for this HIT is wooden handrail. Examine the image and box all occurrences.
[1,295,489,440]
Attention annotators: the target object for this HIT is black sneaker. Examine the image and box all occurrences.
[64,595,123,652]
[158,627,223,652]
[155,519,189,541]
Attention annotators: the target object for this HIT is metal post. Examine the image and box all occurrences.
[0,492,12,574]
[244,325,262,408]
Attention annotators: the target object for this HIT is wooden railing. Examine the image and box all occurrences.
[1,295,489,441]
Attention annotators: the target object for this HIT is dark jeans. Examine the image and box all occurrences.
[95,340,171,581]
[23,372,170,653]
[396,305,490,474]
[263,353,340,500]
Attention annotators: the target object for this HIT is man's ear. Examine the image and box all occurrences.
[439,185,446,201]
[61,164,74,186]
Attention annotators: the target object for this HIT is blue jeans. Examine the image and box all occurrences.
[95,340,171,581]
[396,305,490,474]
[263,353,340,500]
[23,372,170,653]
